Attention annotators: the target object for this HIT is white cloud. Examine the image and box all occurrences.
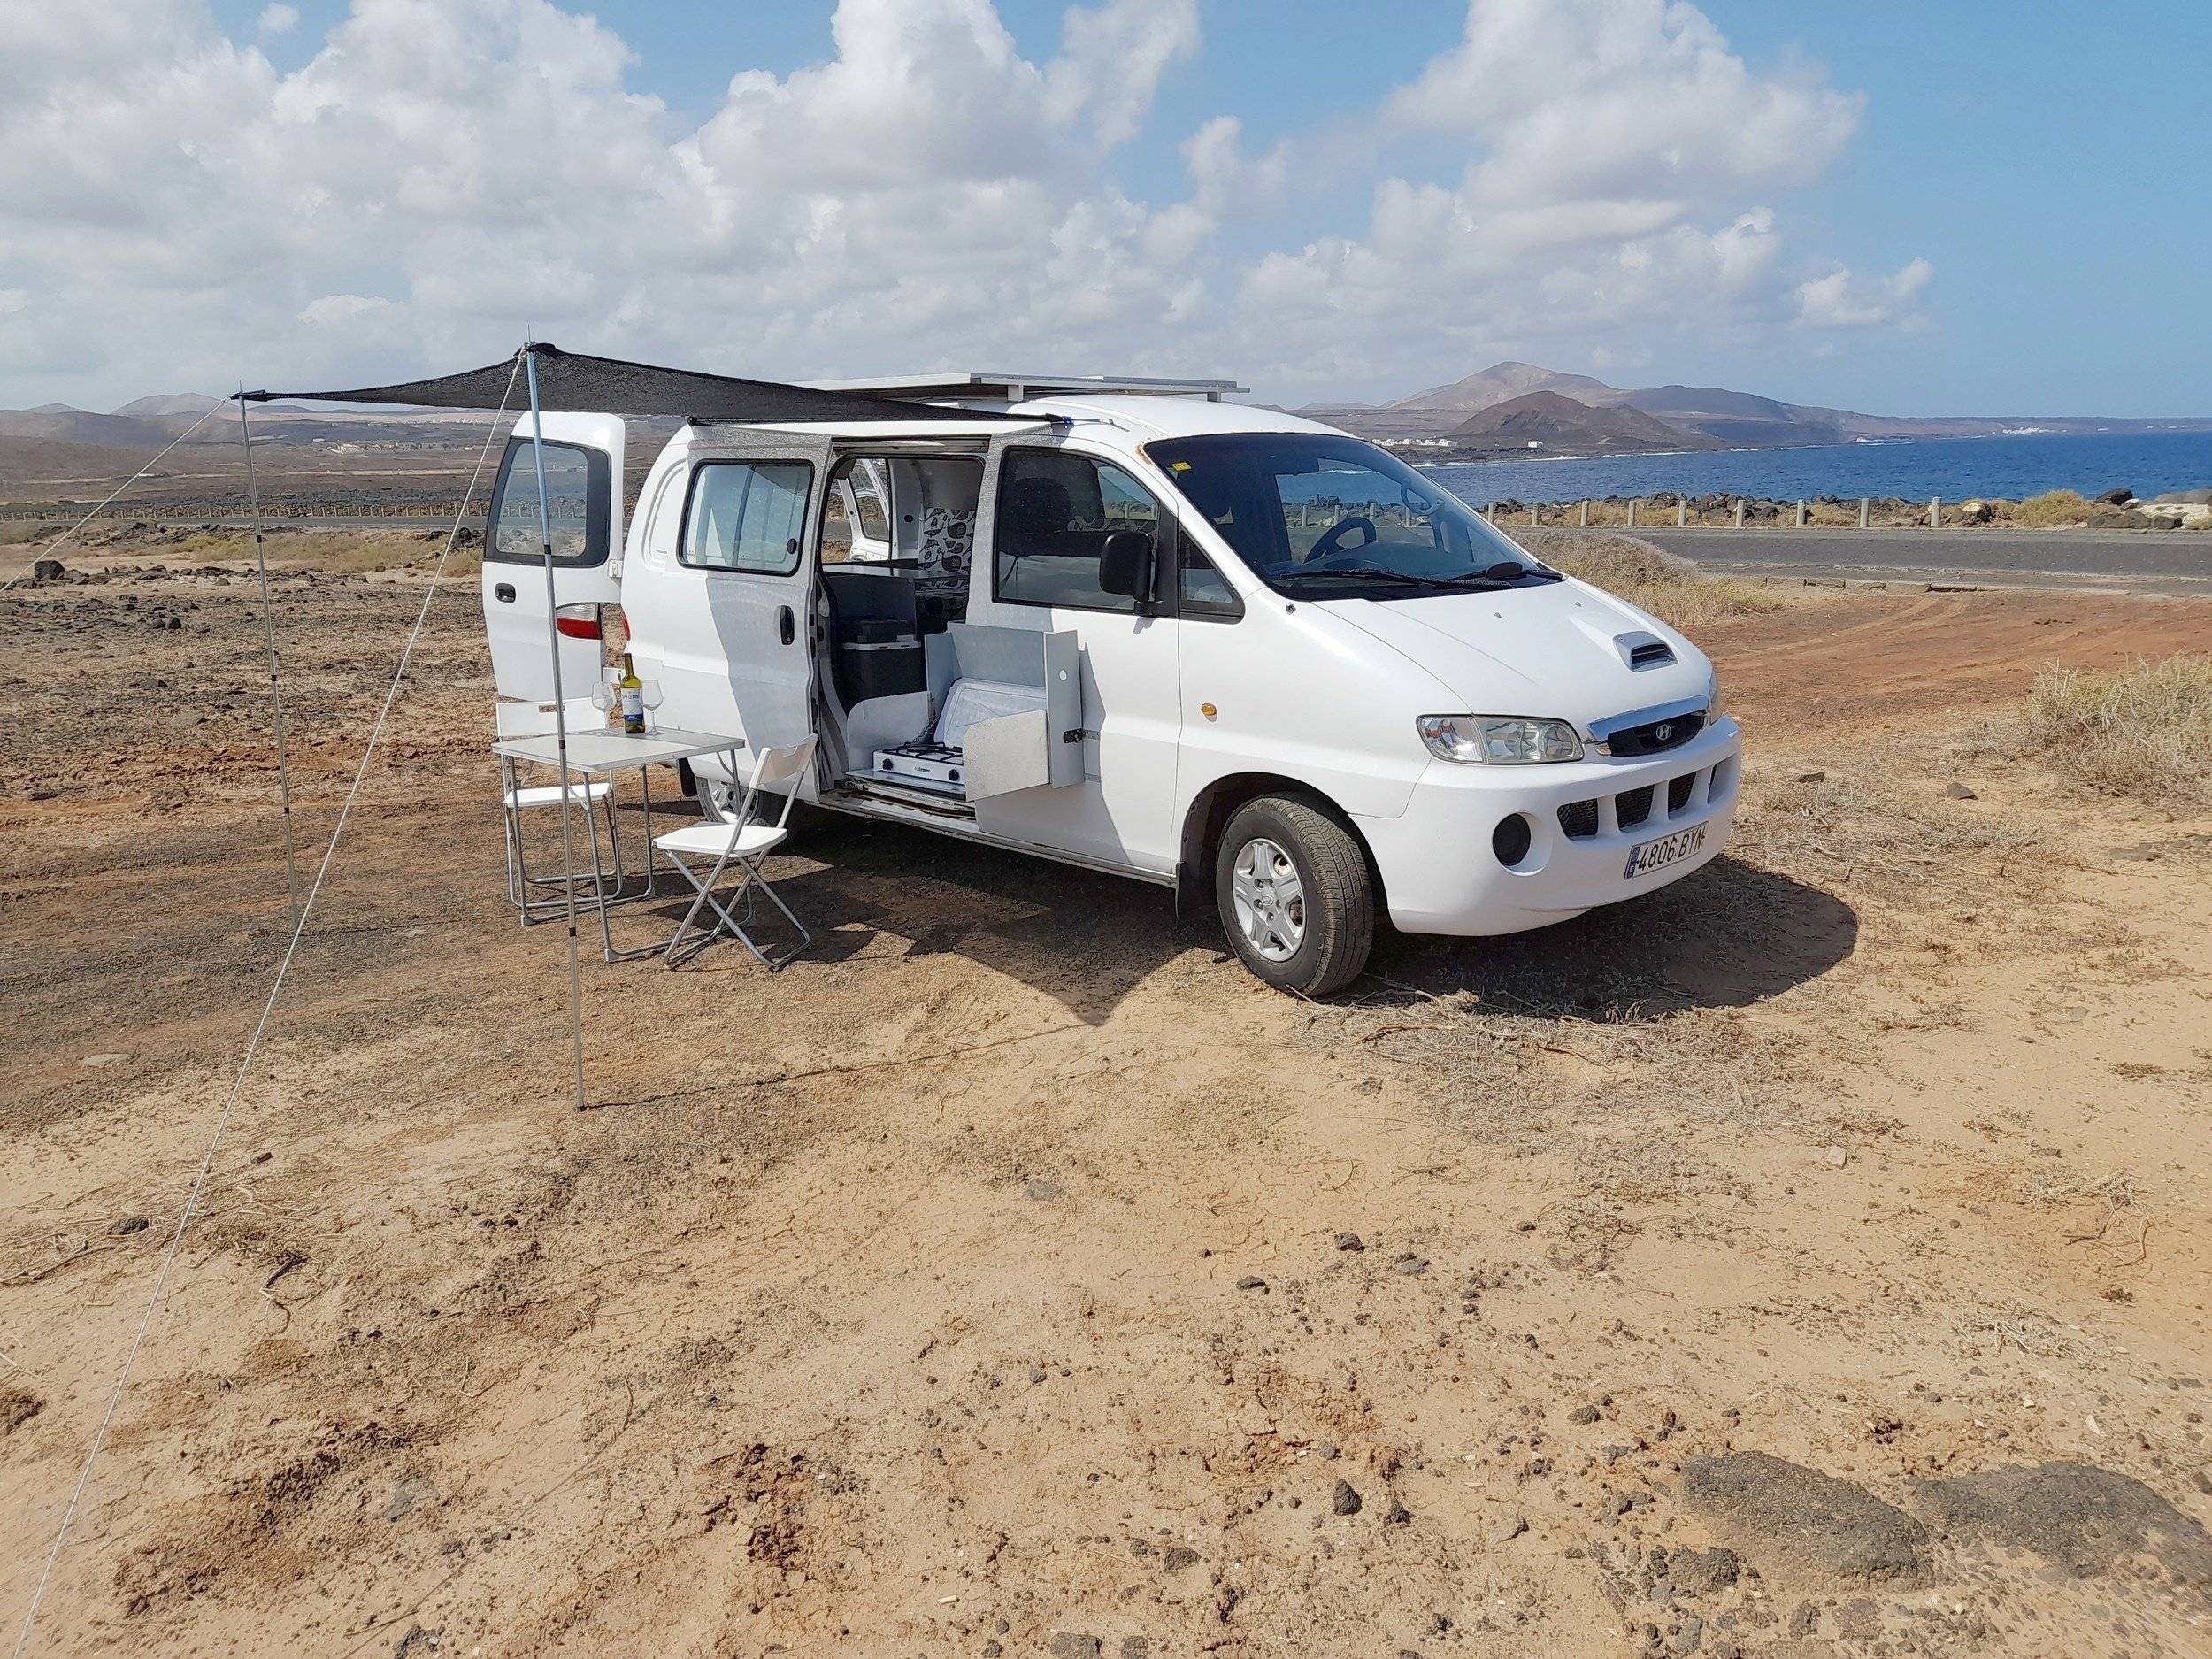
[1795,257,1934,328]
[1385,0,1861,206]
[0,0,1921,408]
[299,293,395,326]
[258,4,299,35]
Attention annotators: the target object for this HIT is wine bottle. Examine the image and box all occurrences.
[618,652,646,735]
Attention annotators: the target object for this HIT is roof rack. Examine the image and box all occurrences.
[806,372,1249,404]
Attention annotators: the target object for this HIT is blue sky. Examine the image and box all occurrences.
[20,1,2212,413]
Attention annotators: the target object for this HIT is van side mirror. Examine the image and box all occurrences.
[1099,529,1155,607]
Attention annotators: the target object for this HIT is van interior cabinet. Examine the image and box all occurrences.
[850,622,1080,803]
[819,568,926,705]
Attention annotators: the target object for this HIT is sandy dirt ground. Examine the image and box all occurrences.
[4,533,2211,1659]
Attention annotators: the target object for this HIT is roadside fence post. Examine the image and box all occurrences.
[1929,496,1941,528]
[1578,500,1589,526]
[1677,499,1686,526]
[1626,499,1637,527]
[1732,498,1745,528]
[1794,500,1807,527]
[1530,502,1539,528]
[1860,497,1870,529]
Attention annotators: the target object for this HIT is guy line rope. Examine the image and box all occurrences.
[8,357,522,1659]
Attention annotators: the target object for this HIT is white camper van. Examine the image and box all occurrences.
[480,373,1740,996]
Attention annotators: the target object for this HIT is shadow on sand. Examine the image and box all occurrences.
[594,800,1856,1027]
[1361,855,1858,1020]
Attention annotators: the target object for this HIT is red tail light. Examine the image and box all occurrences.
[556,614,602,641]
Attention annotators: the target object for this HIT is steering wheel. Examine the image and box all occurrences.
[1306,515,1378,565]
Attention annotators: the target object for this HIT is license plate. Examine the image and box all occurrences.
[1624,820,1708,879]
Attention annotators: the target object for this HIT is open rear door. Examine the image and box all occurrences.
[481,412,625,703]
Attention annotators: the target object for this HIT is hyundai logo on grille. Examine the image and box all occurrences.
[1602,710,1705,757]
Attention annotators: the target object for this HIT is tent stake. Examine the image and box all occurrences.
[525,344,591,1114]
[235,390,300,926]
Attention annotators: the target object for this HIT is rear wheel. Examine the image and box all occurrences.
[1213,796,1373,998]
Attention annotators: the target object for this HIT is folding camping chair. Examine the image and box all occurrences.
[495,699,622,920]
[654,737,818,971]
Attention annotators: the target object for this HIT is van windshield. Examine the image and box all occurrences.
[1143,433,1555,598]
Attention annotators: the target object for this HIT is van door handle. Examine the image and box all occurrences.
[779,605,795,646]
[494,583,516,603]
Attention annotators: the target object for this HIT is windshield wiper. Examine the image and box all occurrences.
[1276,564,1543,594]
[1274,571,1495,593]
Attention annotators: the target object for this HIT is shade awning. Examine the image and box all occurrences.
[238,342,1017,425]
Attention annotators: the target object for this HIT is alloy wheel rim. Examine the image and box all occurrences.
[1230,836,1305,962]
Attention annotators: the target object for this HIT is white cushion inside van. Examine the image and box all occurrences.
[933,678,1048,750]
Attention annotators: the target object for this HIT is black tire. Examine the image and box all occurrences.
[1213,796,1374,998]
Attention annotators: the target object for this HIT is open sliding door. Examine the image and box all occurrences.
[661,427,835,764]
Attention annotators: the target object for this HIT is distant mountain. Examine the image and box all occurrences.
[1446,390,1719,456]
[1391,361,1615,415]
[112,392,225,419]
[0,408,177,448]
[1298,361,2212,449]
[1589,382,1837,448]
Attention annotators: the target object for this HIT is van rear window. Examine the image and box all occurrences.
[485,439,611,566]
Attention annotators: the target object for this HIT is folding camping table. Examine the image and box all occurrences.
[489,726,746,963]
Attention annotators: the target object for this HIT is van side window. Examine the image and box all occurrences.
[821,458,891,565]
[995,449,1160,613]
[1179,542,1241,620]
[681,461,813,574]
[486,440,611,566]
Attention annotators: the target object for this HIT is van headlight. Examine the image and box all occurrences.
[1417,714,1586,764]
[1705,669,1724,721]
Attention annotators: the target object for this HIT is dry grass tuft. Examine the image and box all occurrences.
[2007,489,2096,527]
[1736,769,2040,898]
[2021,656,2212,807]
[1519,530,1793,627]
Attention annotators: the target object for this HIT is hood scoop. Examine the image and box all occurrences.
[1617,631,1676,671]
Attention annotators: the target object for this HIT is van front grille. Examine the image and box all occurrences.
[1557,799,1600,840]
[1605,711,1704,757]
[1616,785,1655,829]
[1668,772,1697,814]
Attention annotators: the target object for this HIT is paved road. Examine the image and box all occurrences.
[1622,526,2212,595]
[42,512,2212,598]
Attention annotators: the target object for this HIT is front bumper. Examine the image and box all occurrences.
[1355,716,1742,937]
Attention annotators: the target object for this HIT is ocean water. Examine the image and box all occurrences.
[1417,428,2212,507]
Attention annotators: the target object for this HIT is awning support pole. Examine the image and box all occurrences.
[525,343,590,1114]
[235,390,300,926]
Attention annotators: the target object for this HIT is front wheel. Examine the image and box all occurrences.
[693,772,741,824]
[1214,797,1373,998]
